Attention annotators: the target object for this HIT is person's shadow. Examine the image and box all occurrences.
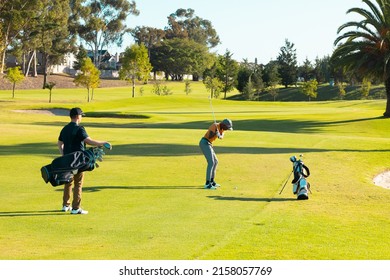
[0,210,65,217]
[207,196,297,202]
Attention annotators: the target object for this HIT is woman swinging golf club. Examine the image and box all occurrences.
[199,118,233,189]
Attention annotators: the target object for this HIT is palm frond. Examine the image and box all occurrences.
[331,0,390,81]
[334,29,379,46]
[361,0,386,23]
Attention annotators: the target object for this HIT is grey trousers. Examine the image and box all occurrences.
[199,138,218,182]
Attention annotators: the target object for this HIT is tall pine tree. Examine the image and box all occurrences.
[277,39,298,88]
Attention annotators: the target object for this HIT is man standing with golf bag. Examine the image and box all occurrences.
[58,107,111,214]
[199,119,233,189]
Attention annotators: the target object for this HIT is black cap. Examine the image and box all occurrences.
[69,107,85,117]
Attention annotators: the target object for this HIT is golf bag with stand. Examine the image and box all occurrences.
[290,155,311,200]
[40,147,106,187]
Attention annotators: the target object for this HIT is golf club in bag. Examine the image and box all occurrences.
[40,144,111,187]
[289,155,311,200]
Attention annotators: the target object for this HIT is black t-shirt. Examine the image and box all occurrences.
[58,122,89,155]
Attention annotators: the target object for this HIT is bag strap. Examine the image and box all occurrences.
[302,164,310,178]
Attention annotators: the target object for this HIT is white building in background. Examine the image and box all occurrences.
[6,50,121,78]
[51,51,121,77]
[50,52,77,76]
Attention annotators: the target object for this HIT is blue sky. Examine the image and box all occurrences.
[115,0,365,64]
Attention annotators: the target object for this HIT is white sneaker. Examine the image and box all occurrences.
[62,205,71,212]
[70,208,88,214]
[204,183,217,190]
[212,182,221,188]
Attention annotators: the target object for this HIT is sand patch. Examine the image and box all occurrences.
[373,171,390,189]
[12,109,68,116]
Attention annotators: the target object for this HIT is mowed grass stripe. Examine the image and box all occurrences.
[0,85,389,259]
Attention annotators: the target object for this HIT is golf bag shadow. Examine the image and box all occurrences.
[41,147,103,187]
[290,156,311,200]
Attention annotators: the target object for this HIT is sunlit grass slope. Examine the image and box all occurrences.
[0,82,389,259]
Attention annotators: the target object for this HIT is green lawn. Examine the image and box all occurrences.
[0,82,389,260]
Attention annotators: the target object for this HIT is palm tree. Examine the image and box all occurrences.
[331,0,390,117]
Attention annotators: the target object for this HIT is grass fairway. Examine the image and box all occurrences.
[0,83,389,260]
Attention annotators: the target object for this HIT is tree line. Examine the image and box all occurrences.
[0,0,139,87]
[0,1,331,96]
[1,0,389,116]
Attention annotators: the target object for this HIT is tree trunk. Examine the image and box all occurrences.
[33,50,37,77]
[25,51,34,77]
[42,53,49,89]
[94,46,98,68]
[0,50,5,74]
[384,77,390,117]
[224,74,228,99]
[33,50,38,77]
[22,53,26,74]
[1,23,11,74]
[12,82,16,98]
[132,77,136,98]
[43,72,47,89]
[24,51,38,77]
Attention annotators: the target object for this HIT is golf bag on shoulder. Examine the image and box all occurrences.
[41,147,104,187]
[290,155,311,200]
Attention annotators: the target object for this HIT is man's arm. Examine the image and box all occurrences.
[84,137,108,147]
[216,124,224,139]
[57,140,64,156]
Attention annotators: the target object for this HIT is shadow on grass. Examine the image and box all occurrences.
[231,116,385,133]
[54,186,299,204]
[0,210,65,217]
[52,185,202,193]
[1,142,389,157]
[0,115,386,156]
[80,185,201,192]
[110,143,329,156]
[103,143,390,157]
[84,111,149,119]
[207,196,297,202]
[33,115,385,134]
[37,119,317,132]
[0,142,58,156]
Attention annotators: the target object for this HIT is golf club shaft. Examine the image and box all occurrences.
[209,97,217,124]
[279,170,293,194]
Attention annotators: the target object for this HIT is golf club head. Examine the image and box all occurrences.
[290,155,297,162]
[96,150,105,157]
[95,162,100,168]
[103,142,112,150]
